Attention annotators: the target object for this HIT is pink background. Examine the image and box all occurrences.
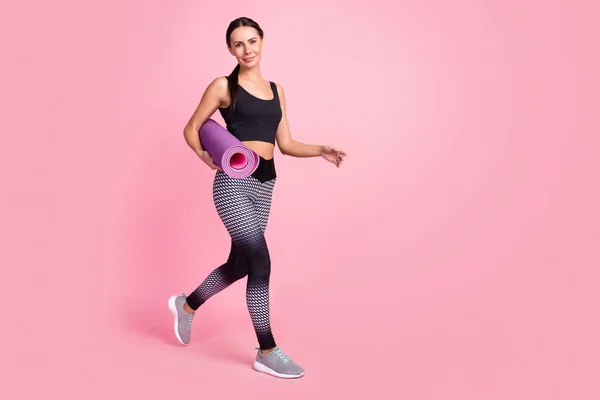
[2,0,599,398]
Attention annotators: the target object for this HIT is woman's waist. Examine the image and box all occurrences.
[241,140,275,160]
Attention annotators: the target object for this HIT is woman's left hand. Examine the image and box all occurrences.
[321,146,347,167]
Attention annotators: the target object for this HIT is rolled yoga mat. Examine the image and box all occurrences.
[198,119,260,179]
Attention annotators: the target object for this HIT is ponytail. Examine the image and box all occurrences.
[227,64,241,112]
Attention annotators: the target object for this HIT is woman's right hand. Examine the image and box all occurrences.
[198,150,222,171]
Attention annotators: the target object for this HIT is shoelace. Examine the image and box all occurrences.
[255,347,291,363]
[181,293,194,331]
[273,348,291,363]
[187,313,194,331]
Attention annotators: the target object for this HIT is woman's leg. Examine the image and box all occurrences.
[184,241,248,310]
[246,175,305,378]
[168,172,249,345]
[210,171,277,351]
[244,177,278,350]
[254,177,277,234]
[169,245,248,346]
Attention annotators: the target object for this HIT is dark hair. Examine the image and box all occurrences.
[225,17,264,111]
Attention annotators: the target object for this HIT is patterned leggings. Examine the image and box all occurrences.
[186,160,277,350]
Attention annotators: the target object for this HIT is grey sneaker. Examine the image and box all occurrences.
[253,347,305,379]
[167,293,194,345]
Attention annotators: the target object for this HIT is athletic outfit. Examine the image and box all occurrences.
[168,81,305,379]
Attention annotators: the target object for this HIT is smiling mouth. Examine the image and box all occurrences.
[243,56,255,62]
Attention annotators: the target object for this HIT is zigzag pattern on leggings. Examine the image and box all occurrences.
[186,170,277,350]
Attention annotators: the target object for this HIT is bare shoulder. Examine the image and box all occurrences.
[272,81,287,104]
[207,76,229,95]
[200,76,230,107]
[273,81,285,95]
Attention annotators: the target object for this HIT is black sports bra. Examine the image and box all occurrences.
[219,81,282,145]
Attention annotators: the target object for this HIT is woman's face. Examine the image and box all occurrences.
[228,26,263,68]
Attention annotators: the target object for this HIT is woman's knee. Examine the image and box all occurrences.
[232,231,271,274]
[245,249,271,278]
[222,253,248,282]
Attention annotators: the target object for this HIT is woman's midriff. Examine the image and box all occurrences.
[243,141,275,160]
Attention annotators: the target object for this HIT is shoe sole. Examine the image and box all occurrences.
[253,360,305,379]
[167,295,188,345]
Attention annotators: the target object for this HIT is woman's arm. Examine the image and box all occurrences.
[274,83,347,167]
[274,83,325,157]
[183,77,228,158]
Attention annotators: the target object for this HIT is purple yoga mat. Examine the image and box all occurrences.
[198,119,259,179]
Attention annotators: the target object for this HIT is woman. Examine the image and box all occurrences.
[168,16,347,379]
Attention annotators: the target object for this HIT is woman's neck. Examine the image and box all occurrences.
[238,65,264,82]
